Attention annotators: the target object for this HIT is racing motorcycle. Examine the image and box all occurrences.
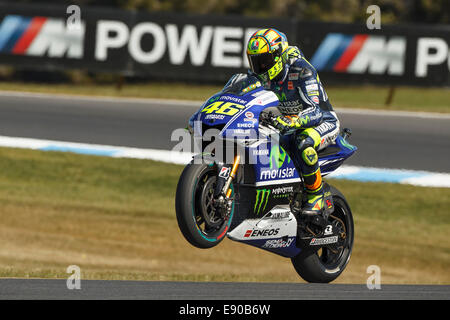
[175,74,357,283]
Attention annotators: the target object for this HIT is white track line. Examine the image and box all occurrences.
[0,90,449,119]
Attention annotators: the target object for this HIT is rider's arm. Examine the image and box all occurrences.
[294,66,323,128]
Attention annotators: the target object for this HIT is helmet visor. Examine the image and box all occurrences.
[248,52,275,75]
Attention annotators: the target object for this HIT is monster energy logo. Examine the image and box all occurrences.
[254,189,271,215]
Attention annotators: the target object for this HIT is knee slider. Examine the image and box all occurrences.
[302,146,318,166]
[295,134,315,152]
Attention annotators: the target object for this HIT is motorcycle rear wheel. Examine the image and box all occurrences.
[291,185,354,283]
[175,162,234,249]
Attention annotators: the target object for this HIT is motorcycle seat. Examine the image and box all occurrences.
[317,145,341,157]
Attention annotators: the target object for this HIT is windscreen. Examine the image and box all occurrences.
[221,73,262,96]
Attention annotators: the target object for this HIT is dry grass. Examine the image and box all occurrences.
[0,147,448,284]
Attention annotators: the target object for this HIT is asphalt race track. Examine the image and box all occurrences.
[0,91,449,172]
[0,279,449,300]
[0,91,449,300]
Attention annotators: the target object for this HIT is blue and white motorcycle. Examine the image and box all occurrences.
[175,74,357,283]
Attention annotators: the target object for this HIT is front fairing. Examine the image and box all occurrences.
[191,87,279,140]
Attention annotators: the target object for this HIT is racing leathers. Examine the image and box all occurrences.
[267,46,340,215]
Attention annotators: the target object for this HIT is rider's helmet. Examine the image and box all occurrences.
[246,28,289,85]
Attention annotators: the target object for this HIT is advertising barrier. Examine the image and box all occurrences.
[0,3,448,86]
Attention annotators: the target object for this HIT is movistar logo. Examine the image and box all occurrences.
[275,92,287,101]
[340,138,357,151]
[255,189,271,215]
[270,145,291,169]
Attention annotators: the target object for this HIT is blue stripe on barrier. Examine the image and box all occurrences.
[2,16,30,52]
[0,135,446,187]
[40,145,119,157]
[0,15,24,51]
[310,33,344,70]
[330,168,428,183]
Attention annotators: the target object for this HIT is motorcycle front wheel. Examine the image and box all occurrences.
[175,162,234,249]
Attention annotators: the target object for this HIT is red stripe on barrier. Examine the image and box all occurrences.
[12,17,47,54]
[333,34,368,72]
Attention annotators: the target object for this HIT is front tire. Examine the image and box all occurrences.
[291,185,354,283]
[175,162,234,249]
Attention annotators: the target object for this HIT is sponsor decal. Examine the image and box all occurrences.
[245,111,254,119]
[250,39,259,51]
[232,129,253,135]
[324,225,333,236]
[244,228,280,238]
[288,73,299,80]
[305,84,319,92]
[315,122,335,135]
[326,199,333,209]
[272,186,293,195]
[287,81,294,90]
[310,33,406,75]
[267,209,291,220]
[278,99,302,107]
[0,15,85,58]
[309,236,338,246]
[259,145,295,180]
[275,91,286,102]
[252,149,269,156]
[271,186,293,199]
[205,114,225,120]
[307,91,319,96]
[254,189,271,215]
[269,145,290,170]
[237,122,255,128]
[340,136,357,150]
[201,101,246,116]
[415,37,450,77]
[262,238,294,248]
[96,22,259,67]
[220,95,247,105]
[242,81,261,93]
[219,167,231,178]
[277,105,302,115]
[311,96,320,104]
[260,167,295,180]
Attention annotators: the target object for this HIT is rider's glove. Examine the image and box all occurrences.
[272,115,301,134]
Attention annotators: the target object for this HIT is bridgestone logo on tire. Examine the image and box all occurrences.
[309,236,338,246]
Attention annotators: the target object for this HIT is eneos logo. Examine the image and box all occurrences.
[244,228,280,238]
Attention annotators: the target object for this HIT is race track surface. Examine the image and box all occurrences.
[0,92,449,300]
[0,279,448,300]
[0,91,449,172]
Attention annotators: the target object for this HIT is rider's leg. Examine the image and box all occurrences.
[289,128,324,215]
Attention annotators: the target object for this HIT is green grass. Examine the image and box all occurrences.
[0,81,449,113]
[0,147,449,284]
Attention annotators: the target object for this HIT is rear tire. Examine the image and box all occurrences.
[291,186,354,283]
[175,162,234,249]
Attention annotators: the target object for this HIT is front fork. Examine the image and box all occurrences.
[213,155,240,218]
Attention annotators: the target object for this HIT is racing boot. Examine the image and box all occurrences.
[301,167,324,216]
[302,184,325,215]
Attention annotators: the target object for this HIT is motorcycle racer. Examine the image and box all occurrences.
[246,28,340,216]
